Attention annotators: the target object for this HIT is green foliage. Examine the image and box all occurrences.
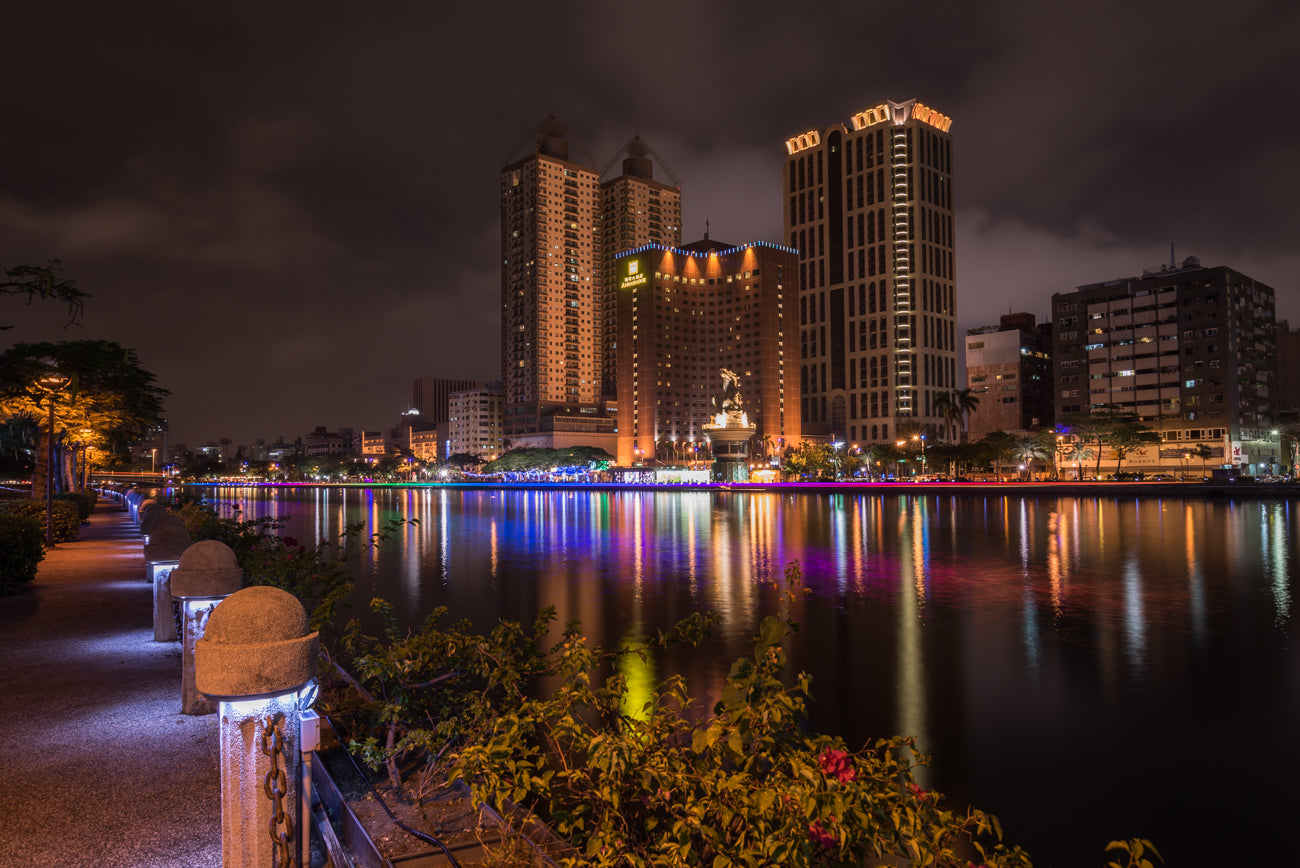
[1105,838,1163,868]
[55,490,95,521]
[334,563,1035,867]
[0,498,80,542]
[170,497,413,631]
[1,259,88,329]
[336,601,558,792]
[0,340,168,488]
[483,446,613,474]
[782,441,835,479]
[0,511,44,594]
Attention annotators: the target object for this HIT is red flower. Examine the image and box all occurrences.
[282,536,299,548]
[818,747,857,784]
[809,817,837,850]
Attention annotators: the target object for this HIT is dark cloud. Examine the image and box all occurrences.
[3,0,1296,447]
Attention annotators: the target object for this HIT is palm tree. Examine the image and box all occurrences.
[1059,439,1094,481]
[1192,443,1214,477]
[1010,434,1051,480]
[932,391,958,442]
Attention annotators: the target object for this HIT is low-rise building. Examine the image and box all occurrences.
[964,313,1053,440]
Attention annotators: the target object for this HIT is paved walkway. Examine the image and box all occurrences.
[0,497,221,867]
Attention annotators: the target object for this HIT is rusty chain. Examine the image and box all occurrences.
[261,712,296,868]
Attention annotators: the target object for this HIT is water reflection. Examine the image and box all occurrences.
[197,485,1297,867]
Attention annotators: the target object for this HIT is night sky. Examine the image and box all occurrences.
[3,1,1297,449]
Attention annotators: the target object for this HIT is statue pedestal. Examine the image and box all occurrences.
[704,422,756,483]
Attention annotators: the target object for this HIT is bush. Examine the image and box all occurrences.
[337,564,1035,867]
[0,499,81,543]
[55,490,96,521]
[0,512,45,594]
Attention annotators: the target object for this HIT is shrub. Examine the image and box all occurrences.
[0,499,82,543]
[337,564,1034,867]
[0,512,45,594]
[55,490,96,521]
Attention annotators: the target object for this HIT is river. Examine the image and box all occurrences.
[189,484,1299,867]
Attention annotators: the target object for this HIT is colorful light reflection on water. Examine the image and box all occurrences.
[199,486,1298,867]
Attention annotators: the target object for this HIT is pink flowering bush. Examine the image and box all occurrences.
[446,563,1035,867]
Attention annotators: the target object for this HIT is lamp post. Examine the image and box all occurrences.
[912,433,927,478]
[37,369,69,548]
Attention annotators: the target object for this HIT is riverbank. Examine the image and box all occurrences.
[159,478,1300,499]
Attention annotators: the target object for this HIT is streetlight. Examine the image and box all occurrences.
[912,433,927,477]
[151,447,158,475]
[36,367,70,548]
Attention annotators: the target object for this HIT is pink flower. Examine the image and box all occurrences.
[909,783,937,801]
[818,747,857,784]
[282,536,299,548]
[809,817,837,850]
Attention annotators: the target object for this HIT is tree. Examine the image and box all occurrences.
[782,441,834,480]
[932,387,979,443]
[1059,438,1094,481]
[1094,411,1160,477]
[0,341,168,496]
[2,260,89,329]
[1009,434,1051,480]
[1191,443,1214,477]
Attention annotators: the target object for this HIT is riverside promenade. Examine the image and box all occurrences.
[0,499,221,867]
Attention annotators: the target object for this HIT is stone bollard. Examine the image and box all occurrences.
[170,541,243,715]
[129,493,151,525]
[196,586,318,868]
[145,515,192,638]
[138,501,164,541]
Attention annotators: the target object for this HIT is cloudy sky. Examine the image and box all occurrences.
[3,1,1297,448]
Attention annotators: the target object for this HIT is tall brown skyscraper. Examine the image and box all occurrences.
[599,137,682,400]
[501,119,681,441]
[783,99,956,445]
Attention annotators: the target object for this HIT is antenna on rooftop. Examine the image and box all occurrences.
[1170,243,1175,270]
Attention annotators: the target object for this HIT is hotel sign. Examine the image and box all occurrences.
[620,258,648,290]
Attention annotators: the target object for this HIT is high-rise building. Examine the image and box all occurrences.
[412,377,483,424]
[501,119,681,445]
[1275,321,1300,421]
[614,237,800,467]
[448,386,505,462]
[964,312,1054,440]
[1052,257,1281,475]
[783,99,956,446]
[599,137,682,399]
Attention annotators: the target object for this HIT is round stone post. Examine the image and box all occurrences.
[196,586,318,868]
[139,501,165,544]
[135,497,157,531]
[170,541,243,715]
[145,515,193,641]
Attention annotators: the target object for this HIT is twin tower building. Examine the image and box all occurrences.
[500,101,956,466]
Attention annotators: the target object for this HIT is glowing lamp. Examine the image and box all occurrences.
[196,586,319,868]
[170,540,243,715]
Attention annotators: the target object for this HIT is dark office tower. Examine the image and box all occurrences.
[1052,257,1281,475]
[598,137,682,401]
[412,377,483,424]
[782,99,956,445]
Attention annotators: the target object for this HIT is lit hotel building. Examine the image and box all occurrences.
[783,99,956,445]
[614,238,800,467]
[501,118,680,445]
